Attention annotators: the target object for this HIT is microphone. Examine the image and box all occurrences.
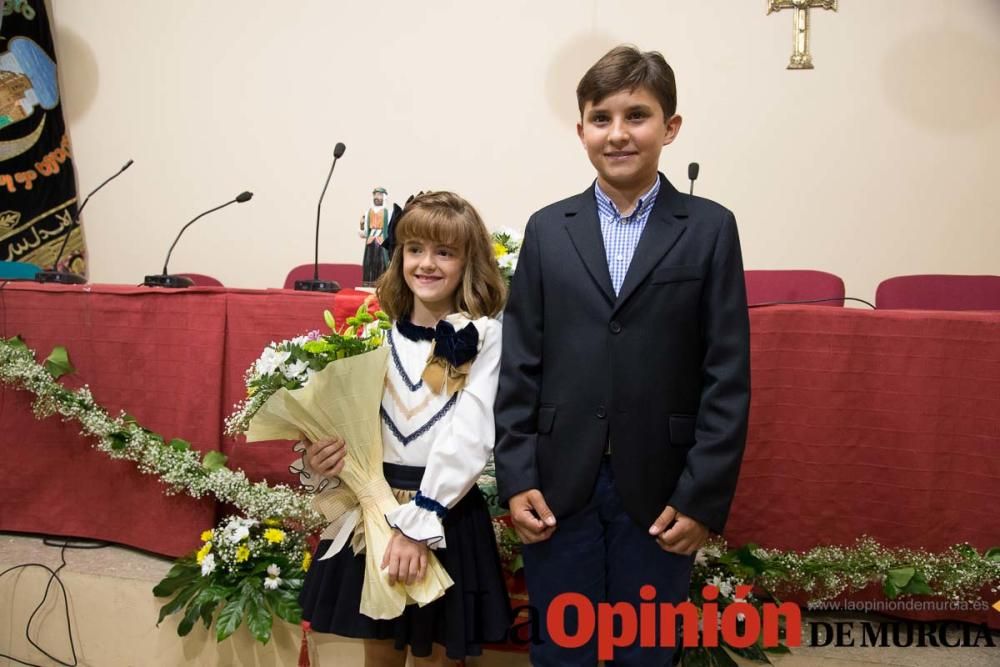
[688,162,699,196]
[35,159,135,284]
[143,191,253,288]
[295,142,346,292]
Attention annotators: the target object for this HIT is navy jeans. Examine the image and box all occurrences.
[522,458,694,666]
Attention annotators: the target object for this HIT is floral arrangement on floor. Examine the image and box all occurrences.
[153,516,310,643]
[491,227,522,286]
[3,334,999,653]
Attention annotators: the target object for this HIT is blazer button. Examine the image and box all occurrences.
[609,321,622,334]
[595,406,607,419]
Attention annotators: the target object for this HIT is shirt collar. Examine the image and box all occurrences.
[595,177,661,221]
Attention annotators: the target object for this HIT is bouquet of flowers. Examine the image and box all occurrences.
[491,227,522,286]
[154,516,310,643]
[226,302,453,620]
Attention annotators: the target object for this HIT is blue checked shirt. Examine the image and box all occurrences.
[595,178,661,296]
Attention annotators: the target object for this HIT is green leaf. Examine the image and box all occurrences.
[200,600,219,629]
[6,336,28,352]
[215,596,246,641]
[323,309,336,331]
[177,596,205,637]
[152,567,200,597]
[984,547,1000,563]
[733,544,768,574]
[901,572,934,596]
[887,567,915,589]
[157,581,203,625]
[108,432,129,451]
[355,303,367,319]
[710,647,741,667]
[43,346,75,379]
[511,553,524,573]
[266,588,302,625]
[169,438,191,452]
[246,589,273,644]
[202,450,228,472]
[884,579,900,599]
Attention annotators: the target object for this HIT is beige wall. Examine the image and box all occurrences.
[49,1,1000,299]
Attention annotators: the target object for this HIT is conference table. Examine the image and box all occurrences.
[1,283,998,626]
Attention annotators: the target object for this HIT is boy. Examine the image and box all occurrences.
[495,45,751,665]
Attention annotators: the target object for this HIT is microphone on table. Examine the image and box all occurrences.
[143,191,253,288]
[688,162,699,196]
[295,142,346,293]
[36,159,135,285]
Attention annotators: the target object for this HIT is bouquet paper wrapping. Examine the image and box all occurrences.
[244,346,453,619]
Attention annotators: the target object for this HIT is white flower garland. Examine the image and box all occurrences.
[0,337,324,532]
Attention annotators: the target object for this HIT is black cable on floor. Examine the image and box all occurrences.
[0,537,109,667]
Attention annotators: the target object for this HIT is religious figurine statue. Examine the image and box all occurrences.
[359,187,392,285]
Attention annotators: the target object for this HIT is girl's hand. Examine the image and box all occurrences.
[381,529,428,585]
[303,437,347,481]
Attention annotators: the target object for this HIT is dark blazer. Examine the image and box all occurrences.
[494,174,750,535]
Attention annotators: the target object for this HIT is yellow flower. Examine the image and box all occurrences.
[493,242,508,258]
[263,528,286,544]
[263,517,282,527]
[302,551,312,572]
[235,545,251,563]
[196,542,212,565]
[200,530,213,542]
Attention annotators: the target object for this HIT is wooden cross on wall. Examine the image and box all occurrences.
[768,0,838,70]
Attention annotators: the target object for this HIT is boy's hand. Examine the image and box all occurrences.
[382,529,429,585]
[649,505,708,555]
[304,437,347,481]
[509,489,557,544]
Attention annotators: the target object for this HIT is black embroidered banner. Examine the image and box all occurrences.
[0,0,83,274]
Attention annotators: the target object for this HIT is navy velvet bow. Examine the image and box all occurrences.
[396,318,480,367]
[433,320,479,367]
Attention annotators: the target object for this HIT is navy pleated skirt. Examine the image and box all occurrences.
[300,463,512,659]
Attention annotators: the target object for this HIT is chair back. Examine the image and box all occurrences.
[875,274,1000,310]
[745,270,845,307]
[176,273,224,287]
[283,264,363,290]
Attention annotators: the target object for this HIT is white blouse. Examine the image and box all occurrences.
[297,313,501,550]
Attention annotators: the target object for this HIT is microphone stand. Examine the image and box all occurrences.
[36,159,134,284]
[143,192,252,288]
[295,144,346,292]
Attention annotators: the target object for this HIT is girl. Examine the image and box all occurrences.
[295,191,511,665]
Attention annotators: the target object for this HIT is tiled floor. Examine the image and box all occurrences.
[2,533,997,666]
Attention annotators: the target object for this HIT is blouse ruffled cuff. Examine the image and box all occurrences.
[289,440,339,494]
[385,497,447,549]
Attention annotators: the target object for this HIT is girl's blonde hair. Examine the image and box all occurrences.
[376,191,507,320]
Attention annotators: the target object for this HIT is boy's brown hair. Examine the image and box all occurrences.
[576,45,677,117]
[376,191,507,320]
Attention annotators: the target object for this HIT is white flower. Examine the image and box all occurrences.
[497,253,518,271]
[280,359,308,381]
[263,576,282,590]
[200,554,216,576]
[255,347,291,376]
[694,550,709,567]
[266,563,281,577]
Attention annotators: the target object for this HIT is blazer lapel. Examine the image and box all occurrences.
[564,186,616,305]
[613,175,689,314]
